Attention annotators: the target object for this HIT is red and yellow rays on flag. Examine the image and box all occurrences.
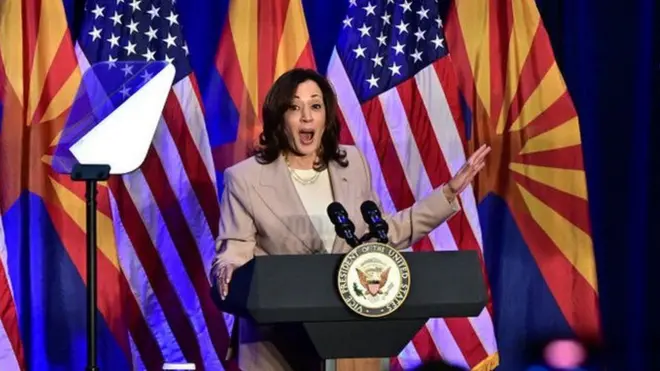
[212,0,316,170]
[0,0,131,361]
[446,0,600,339]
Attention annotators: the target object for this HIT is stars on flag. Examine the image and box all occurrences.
[80,0,190,83]
[337,0,448,102]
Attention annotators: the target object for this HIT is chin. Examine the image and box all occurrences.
[294,143,320,157]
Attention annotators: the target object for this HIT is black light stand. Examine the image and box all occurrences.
[71,163,111,371]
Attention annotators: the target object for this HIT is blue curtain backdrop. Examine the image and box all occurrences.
[60,0,658,369]
[534,1,659,370]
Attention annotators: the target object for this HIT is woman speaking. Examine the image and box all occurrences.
[210,68,490,371]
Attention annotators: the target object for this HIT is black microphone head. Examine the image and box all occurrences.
[360,200,389,240]
[327,202,358,246]
[327,201,346,214]
[360,200,379,215]
[327,202,348,223]
[360,200,382,223]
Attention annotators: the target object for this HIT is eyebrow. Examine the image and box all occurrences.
[293,94,322,99]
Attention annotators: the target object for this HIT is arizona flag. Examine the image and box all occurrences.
[0,0,132,370]
[210,0,316,176]
[446,0,601,368]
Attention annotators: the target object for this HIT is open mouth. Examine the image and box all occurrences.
[299,129,315,145]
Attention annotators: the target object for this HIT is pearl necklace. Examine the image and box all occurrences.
[286,157,320,185]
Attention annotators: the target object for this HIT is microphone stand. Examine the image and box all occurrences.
[358,233,373,244]
[337,226,360,248]
[360,226,388,244]
[357,226,388,245]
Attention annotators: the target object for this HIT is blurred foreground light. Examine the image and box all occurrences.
[543,339,587,369]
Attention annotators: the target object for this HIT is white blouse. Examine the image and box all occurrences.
[289,167,336,253]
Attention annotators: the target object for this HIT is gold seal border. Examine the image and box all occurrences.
[337,242,411,318]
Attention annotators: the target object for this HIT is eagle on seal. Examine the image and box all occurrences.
[357,266,391,296]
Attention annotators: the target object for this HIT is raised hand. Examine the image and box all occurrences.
[447,144,491,195]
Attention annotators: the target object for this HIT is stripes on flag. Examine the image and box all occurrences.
[326,0,498,369]
[328,49,498,371]
[74,0,238,369]
[0,215,22,371]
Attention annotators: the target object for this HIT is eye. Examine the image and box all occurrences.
[312,103,323,110]
[288,104,300,111]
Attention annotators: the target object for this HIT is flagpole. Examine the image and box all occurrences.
[71,163,111,371]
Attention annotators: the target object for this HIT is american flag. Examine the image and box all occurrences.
[326,0,498,369]
[76,0,233,370]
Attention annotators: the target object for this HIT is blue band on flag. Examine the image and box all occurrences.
[4,193,130,371]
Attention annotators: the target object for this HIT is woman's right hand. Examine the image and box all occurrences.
[217,262,239,300]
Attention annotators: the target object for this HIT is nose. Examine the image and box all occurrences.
[301,106,313,122]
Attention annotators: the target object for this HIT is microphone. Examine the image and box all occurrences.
[360,200,389,244]
[326,202,360,248]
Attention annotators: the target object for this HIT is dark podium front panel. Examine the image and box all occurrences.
[213,250,487,359]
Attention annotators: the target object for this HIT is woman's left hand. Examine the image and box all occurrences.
[447,144,491,195]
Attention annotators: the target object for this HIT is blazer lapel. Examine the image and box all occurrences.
[254,155,325,254]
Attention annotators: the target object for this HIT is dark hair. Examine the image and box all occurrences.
[251,68,348,170]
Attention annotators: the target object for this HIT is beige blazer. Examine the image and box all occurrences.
[211,145,460,371]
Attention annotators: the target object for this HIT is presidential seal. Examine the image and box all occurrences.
[337,242,410,318]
